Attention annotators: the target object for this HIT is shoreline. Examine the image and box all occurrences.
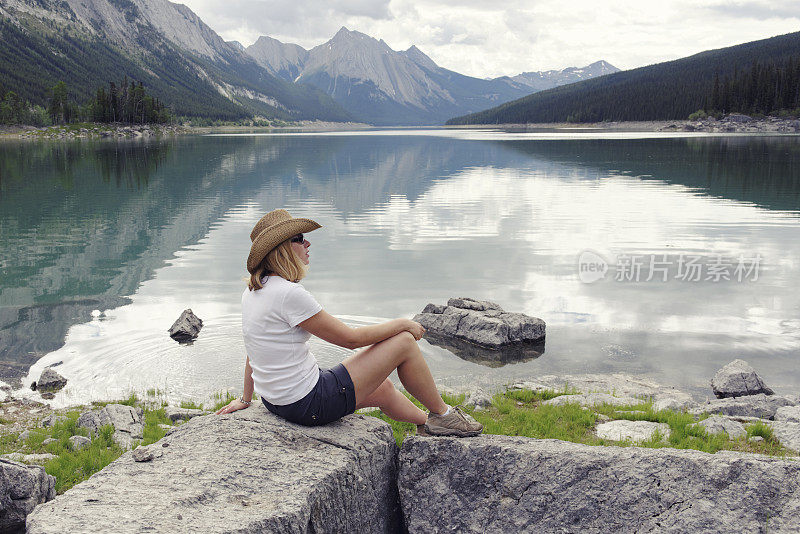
[0,120,372,141]
[2,115,799,141]
[446,115,800,134]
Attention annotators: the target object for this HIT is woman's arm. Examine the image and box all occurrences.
[298,310,424,350]
[215,355,254,415]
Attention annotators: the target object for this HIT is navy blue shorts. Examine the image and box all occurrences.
[261,363,356,426]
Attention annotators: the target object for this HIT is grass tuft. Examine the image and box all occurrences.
[211,391,237,412]
[179,400,204,410]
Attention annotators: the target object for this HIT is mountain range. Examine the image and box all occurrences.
[0,0,617,125]
[245,27,618,125]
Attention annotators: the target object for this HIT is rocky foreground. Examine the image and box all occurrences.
[0,359,796,531]
[11,360,800,533]
[19,404,800,534]
[25,407,400,533]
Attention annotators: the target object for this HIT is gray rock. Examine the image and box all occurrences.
[692,416,746,439]
[711,359,773,398]
[40,414,66,428]
[168,309,203,342]
[398,435,800,533]
[543,392,641,408]
[19,430,31,442]
[445,297,502,312]
[775,406,800,423]
[769,421,800,453]
[652,397,694,412]
[77,404,144,449]
[36,368,67,393]
[749,436,764,443]
[596,420,671,442]
[131,445,158,463]
[68,436,91,450]
[1,454,56,465]
[164,406,206,422]
[41,438,57,446]
[463,389,492,410]
[691,394,792,420]
[0,458,56,531]
[723,113,753,123]
[26,407,400,533]
[157,424,172,431]
[413,298,545,348]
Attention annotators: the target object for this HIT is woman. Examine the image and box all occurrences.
[215,208,482,437]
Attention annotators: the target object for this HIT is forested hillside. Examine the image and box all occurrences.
[0,2,351,124]
[447,31,800,125]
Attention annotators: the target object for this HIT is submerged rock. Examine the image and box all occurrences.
[31,368,67,393]
[423,331,544,367]
[413,298,545,355]
[26,407,400,533]
[0,458,55,531]
[168,309,203,342]
[398,435,800,533]
[711,359,773,398]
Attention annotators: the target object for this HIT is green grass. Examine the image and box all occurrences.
[179,400,204,410]
[0,397,180,494]
[44,425,124,494]
[364,387,797,457]
[92,392,138,407]
[139,407,172,447]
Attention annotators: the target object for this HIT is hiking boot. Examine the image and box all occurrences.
[416,424,429,436]
[423,406,483,437]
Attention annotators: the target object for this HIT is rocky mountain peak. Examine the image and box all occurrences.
[403,45,439,71]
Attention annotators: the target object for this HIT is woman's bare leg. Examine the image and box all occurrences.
[342,331,447,416]
[356,378,427,425]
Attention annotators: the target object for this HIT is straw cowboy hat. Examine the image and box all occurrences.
[247,209,321,274]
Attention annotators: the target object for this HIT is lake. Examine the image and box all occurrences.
[1,129,799,407]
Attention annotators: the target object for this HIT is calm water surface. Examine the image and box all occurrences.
[1,130,799,407]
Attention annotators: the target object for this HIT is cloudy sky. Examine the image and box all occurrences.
[179,0,800,78]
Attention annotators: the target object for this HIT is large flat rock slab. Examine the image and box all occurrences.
[27,407,400,533]
[398,435,800,533]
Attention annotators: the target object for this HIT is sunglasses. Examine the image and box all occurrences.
[290,233,304,243]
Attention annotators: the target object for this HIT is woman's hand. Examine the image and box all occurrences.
[404,319,426,341]
[215,399,250,415]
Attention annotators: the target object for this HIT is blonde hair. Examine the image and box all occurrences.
[248,240,307,290]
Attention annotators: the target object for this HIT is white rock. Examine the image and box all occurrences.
[544,393,641,408]
[692,416,746,439]
[596,420,671,443]
[1,453,57,464]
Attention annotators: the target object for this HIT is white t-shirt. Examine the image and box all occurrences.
[241,276,323,405]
